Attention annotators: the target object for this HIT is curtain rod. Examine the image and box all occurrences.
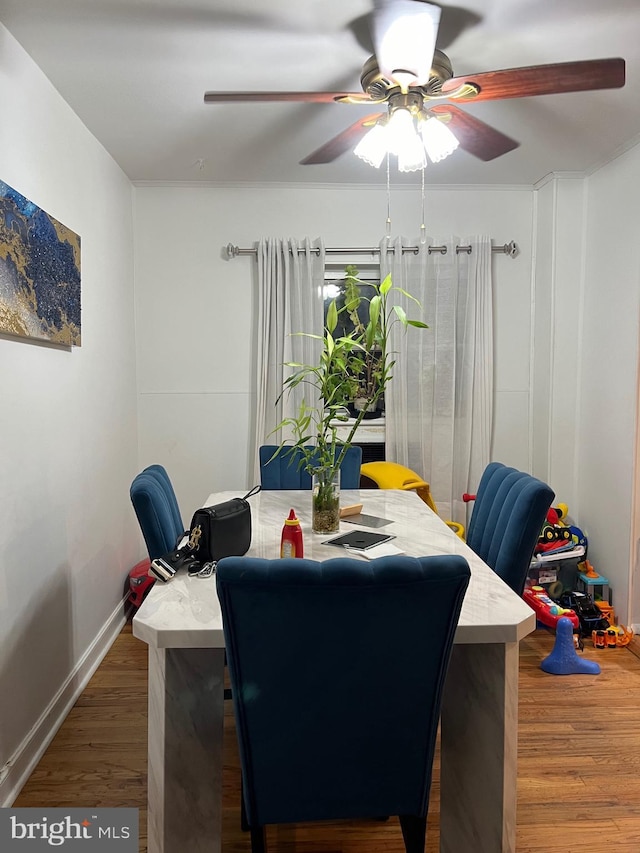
[225,240,519,260]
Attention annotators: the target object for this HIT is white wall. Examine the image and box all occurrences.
[532,147,640,625]
[531,175,586,499]
[578,145,640,626]
[0,24,139,803]
[133,183,534,518]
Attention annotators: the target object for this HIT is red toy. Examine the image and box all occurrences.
[523,585,580,631]
[535,506,573,554]
[128,559,155,608]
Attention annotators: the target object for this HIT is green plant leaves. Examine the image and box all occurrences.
[366,295,381,350]
[326,299,338,333]
[269,267,428,478]
[379,273,392,295]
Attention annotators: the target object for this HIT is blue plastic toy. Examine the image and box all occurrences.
[540,616,601,675]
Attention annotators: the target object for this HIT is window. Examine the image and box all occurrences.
[323,264,380,339]
[323,264,386,424]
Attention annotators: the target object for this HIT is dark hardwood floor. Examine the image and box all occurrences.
[13,619,640,852]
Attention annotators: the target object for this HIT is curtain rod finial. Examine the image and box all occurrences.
[225,243,239,260]
[504,241,519,258]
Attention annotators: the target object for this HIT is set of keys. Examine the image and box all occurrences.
[188,561,216,578]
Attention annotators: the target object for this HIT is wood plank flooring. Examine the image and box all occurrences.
[13,619,640,852]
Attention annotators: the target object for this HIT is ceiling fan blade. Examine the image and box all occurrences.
[300,113,385,164]
[441,57,625,102]
[372,0,441,86]
[204,91,364,104]
[429,104,519,161]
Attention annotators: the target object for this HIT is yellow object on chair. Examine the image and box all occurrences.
[360,461,465,538]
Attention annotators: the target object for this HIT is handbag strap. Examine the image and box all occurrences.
[242,485,262,500]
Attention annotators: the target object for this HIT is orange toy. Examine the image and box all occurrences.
[592,623,634,648]
[580,559,600,579]
[595,600,615,624]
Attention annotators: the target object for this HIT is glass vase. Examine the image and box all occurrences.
[312,470,340,534]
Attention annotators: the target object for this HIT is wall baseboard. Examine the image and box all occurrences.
[0,597,131,807]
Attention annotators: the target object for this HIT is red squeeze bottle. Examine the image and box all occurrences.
[280,509,303,558]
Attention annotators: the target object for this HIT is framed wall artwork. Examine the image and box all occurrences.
[0,180,81,346]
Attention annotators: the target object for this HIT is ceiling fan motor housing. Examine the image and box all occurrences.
[360,49,454,100]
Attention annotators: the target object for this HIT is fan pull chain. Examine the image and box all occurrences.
[385,152,392,236]
[419,165,427,245]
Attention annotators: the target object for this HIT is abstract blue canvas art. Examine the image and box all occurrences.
[0,181,81,346]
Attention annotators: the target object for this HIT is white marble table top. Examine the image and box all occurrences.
[133,489,535,651]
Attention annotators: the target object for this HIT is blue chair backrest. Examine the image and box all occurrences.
[259,445,362,490]
[466,462,555,594]
[216,553,470,828]
[142,463,184,533]
[130,470,185,560]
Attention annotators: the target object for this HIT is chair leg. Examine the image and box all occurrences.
[240,786,249,832]
[399,814,426,853]
[224,652,232,700]
[250,826,267,853]
[240,788,265,851]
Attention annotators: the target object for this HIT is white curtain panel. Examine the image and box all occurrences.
[381,235,493,524]
[253,237,325,483]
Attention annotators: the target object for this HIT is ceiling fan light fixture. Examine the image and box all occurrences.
[385,107,417,155]
[420,116,459,163]
[397,135,427,172]
[373,0,441,87]
[354,122,389,168]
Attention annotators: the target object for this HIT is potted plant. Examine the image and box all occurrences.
[272,269,428,533]
[343,263,385,418]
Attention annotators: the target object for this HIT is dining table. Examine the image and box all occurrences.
[133,487,536,853]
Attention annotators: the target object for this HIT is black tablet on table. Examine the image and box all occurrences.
[322,530,396,551]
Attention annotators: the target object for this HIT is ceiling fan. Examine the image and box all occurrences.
[203,0,625,169]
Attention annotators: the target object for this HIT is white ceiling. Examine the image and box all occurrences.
[1,0,638,186]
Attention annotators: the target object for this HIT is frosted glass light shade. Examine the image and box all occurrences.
[420,116,459,163]
[385,108,415,155]
[398,132,427,172]
[354,123,389,168]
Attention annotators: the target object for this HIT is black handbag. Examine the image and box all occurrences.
[149,486,261,582]
[188,486,260,563]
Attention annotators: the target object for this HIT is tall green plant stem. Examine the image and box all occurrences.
[272,272,428,486]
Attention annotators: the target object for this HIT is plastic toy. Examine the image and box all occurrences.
[576,560,610,602]
[360,461,465,538]
[581,559,599,578]
[535,504,588,555]
[541,616,601,675]
[595,600,615,623]
[523,585,580,631]
[592,623,634,648]
[536,507,572,553]
[128,559,154,608]
[558,590,609,636]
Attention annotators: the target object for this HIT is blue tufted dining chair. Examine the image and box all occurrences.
[141,463,184,538]
[216,553,470,853]
[130,467,186,561]
[466,462,554,595]
[259,444,362,490]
